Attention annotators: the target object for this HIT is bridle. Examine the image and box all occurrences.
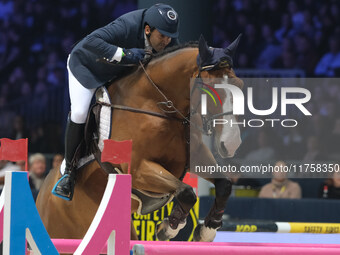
[190,64,234,135]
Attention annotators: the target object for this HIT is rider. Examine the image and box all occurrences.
[52,3,180,201]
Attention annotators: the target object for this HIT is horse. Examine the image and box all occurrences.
[36,35,244,243]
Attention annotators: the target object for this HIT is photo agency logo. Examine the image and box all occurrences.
[199,82,223,111]
[201,80,312,128]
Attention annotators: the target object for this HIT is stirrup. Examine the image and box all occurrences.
[52,172,75,201]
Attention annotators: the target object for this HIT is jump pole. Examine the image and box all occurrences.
[51,239,340,255]
[130,243,340,255]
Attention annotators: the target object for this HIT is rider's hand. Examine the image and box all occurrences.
[121,48,145,64]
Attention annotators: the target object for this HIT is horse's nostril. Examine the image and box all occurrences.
[220,141,227,154]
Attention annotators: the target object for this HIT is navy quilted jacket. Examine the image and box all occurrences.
[68,9,179,89]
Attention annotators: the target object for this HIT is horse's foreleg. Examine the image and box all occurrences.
[156,183,197,241]
[193,177,232,242]
[133,160,197,241]
[190,141,232,242]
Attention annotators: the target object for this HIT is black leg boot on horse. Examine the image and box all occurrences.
[156,185,197,241]
[52,116,85,201]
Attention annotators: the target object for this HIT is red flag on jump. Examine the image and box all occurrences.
[101,139,132,174]
[0,138,28,171]
[0,138,28,162]
[183,172,198,195]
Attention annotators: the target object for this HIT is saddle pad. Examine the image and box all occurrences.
[95,86,113,151]
[60,86,112,175]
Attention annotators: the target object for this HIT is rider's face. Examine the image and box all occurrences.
[145,26,171,52]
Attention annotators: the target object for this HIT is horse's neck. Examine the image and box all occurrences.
[149,48,199,82]
[146,48,199,103]
[107,48,198,110]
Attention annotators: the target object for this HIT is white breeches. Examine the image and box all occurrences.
[67,56,96,124]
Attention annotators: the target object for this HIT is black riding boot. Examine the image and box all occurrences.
[52,117,85,201]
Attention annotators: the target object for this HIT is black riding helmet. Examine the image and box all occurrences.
[144,3,179,38]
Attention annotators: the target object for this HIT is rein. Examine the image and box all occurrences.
[98,61,197,126]
[138,61,208,133]
[96,59,187,123]
[99,57,234,136]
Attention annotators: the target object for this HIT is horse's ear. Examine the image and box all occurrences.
[224,34,242,57]
[199,34,212,60]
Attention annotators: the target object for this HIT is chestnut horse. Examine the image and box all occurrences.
[36,36,243,242]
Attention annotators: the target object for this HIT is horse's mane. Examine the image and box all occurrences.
[143,41,198,66]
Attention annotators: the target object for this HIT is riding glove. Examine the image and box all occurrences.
[121,48,145,64]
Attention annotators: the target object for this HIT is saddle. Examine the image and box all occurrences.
[78,86,173,215]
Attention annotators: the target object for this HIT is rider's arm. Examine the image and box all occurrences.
[82,18,128,62]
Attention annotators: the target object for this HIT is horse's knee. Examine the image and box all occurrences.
[176,185,197,212]
[214,178,232,200]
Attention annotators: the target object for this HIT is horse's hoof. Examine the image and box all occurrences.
[132,244,145,255]
[156,218,186,241]
[193,223,217,242]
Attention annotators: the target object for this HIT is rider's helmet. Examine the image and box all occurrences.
[144,3,179,38]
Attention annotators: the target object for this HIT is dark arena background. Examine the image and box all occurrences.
[1,0,340,254]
